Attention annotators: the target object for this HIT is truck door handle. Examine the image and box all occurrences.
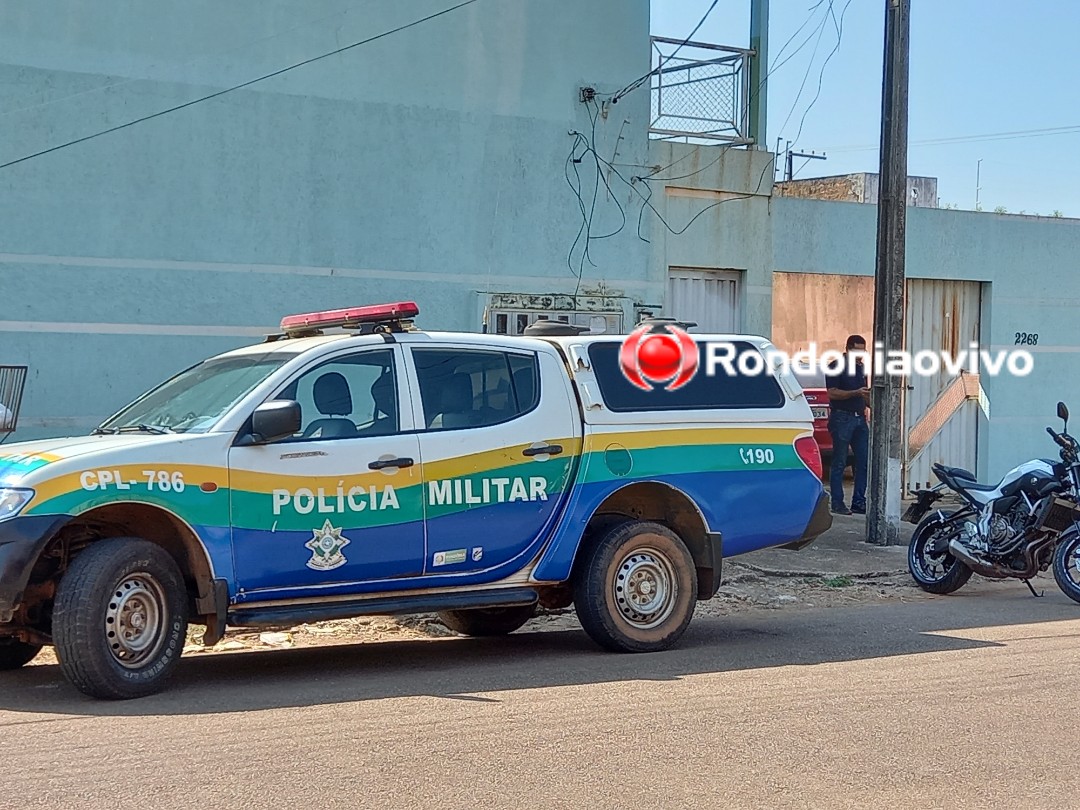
[523,444,563,457]
[368,457,414,470]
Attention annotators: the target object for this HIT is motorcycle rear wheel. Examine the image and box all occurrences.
[908,512,973,594]
[1052,532,1080,605]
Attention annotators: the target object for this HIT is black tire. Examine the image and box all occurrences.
[0,638,42,670]
[573,520,697,653]
[1052,532,1080,605]
[908,512,973,594]
[437,605,537,636]
[52,537,189,700]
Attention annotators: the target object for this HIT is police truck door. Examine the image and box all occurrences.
[228,346,426,599]
[404,341,581,580]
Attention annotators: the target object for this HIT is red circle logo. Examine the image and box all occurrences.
[619,324,699,391]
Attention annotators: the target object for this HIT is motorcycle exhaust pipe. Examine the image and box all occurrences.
[947,539,1012,579]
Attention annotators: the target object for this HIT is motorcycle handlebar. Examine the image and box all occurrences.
[1048,427,1080,463]
[1047,426,1076,458]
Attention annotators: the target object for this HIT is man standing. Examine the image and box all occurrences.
[825,334,870,515]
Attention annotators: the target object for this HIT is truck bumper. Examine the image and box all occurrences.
[778,491,832,551]
[0,515,70,623]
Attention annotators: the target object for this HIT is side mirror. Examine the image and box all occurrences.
[246,400,301,445]
[1059,401,1070,423]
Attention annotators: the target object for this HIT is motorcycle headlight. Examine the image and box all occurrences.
[0,488,34,522]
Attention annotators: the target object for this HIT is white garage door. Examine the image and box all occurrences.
[903,279,986,492]
[666,268,742,333]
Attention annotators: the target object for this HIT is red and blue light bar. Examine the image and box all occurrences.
[280,301,420,335]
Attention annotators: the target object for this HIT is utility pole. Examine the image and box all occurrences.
[975,158,982,210]
[867,0,910,546]
[785,149,827,181]
[748,0,769,148]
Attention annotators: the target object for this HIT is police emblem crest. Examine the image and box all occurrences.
[305,519,352,571]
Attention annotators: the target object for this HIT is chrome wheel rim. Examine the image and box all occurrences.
[613,547,677,630]
[1067,546,1080,587]
[914,525,958,581]
[105,573,168,669]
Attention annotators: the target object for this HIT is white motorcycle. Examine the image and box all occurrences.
[905,402,1080,597]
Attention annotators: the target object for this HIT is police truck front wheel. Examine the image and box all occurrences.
[574,520,697,653]
[52,538,189,700]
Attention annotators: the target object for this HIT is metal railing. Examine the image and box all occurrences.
[649,36,753,145]
[0,365,27,440]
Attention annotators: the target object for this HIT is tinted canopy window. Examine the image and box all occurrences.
[587,340,786,411]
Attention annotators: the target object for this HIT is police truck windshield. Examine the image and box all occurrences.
[95,354,291,435]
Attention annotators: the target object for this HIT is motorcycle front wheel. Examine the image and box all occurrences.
[908,511,973,594]
[1052,531,1080,605]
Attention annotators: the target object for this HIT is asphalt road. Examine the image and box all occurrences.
[3,585,1080,809]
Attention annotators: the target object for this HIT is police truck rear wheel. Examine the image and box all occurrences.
[437,605,536,636]
[52,537,189,700]
[0,638,42,670]
[574,520,697,653]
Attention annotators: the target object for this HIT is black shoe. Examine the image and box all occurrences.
[832,504,852,515]
[851,503,866,514]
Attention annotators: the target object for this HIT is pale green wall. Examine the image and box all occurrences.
[1,0,657,439]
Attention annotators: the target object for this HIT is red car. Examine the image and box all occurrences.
[796,366,832,461]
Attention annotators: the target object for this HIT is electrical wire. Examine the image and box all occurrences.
[780,0,853,151]
[565,109,602,290]
[624,148,773,239]
[568,123,778,245]
[765,0,833,79]
[567,99,632,301]
[565,136,591,280]
[586,100,630,243]
[823,124,1080,153]
[565,0,845,295]
[1,3,366,120]
[773,0,834,144]
[562,0,843,263]
[582,100,603,273]
[0,0,482,171]
[610,0,721,104]
[638,0,841,185]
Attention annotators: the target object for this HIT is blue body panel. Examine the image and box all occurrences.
[219,465,820,604]
[231,519,426,596]
[530,468,821,582]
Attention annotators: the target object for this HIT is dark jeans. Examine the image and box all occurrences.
[829,409,868,509]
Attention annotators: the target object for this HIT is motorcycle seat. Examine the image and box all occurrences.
[933,464,998,491]
[934,464,976,481]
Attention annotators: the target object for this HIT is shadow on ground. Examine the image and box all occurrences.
[3,586,1079,719]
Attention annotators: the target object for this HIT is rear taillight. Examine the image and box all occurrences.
[795,435,823,479]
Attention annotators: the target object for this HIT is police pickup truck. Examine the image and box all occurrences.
[0,302,830,699]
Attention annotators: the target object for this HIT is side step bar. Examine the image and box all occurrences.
[228,587,540,629]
